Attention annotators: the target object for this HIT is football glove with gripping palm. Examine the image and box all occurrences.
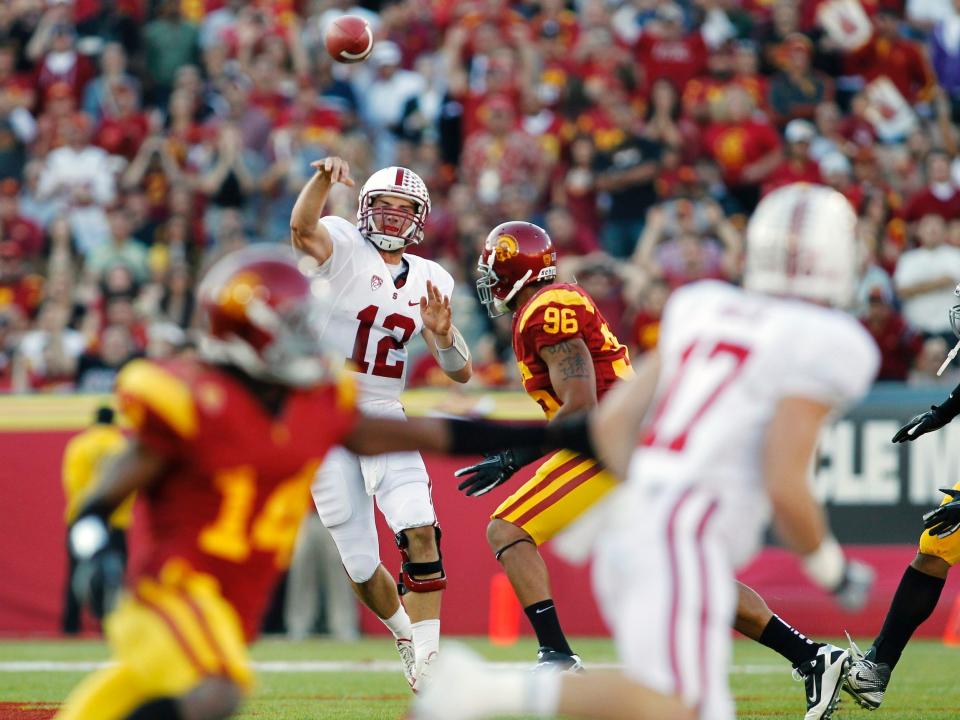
[454,447,543,497]
[892,406,951,442]
[923,488,960,538]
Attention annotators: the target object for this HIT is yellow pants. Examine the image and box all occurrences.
[919,479,960,566]
[55,560,253,720]
[492,449,619,545]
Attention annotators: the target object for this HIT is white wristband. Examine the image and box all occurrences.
[802,536,845,592]
[437,327,470,372]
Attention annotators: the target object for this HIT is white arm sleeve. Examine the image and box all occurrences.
[316,215,363,279]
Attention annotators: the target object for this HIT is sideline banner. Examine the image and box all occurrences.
[1,387,958,637]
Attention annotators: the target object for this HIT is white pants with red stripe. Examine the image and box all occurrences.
[593,482,738,720]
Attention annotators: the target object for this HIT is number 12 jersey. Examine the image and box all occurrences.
[314,216,455,406]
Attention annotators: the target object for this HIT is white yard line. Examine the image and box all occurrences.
[0,660,785,674]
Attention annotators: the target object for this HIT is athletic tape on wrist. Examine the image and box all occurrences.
[437,327,470,372]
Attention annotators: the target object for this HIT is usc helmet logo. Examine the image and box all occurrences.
[218,271,265,318]
[493,234,519,262]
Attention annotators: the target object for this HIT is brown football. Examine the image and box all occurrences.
[324,15,374,64]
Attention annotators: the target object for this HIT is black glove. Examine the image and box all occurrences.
[69,509,124,619]
[892,406,950,443]
[923,488,960,538]
[454,447,543,497]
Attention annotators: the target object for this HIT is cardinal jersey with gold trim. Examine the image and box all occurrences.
[493,283,632,545]
[511,283,632,418]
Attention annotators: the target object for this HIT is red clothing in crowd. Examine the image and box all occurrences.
[846,35,936,104]
[840,115,878,148]
[635,32,709,92]
[35,54,96,110]
[554,167,601,236]
[575,107,625,153]
[275,103,342,136]
[837,183,866,212]
[1,217,44,260]
[861,310,922,381]
[702,119,781,185]
[461,129,545,192]
[249,89,290,123]
[902,186,960,222]
[95,112,149,160]
[682,74,769,120]
[631,309,661,355]
[458,87,523,141]
[0,70,35,111]
[763,158,822,195]
[0,274,43,318]
[72,0,145,23]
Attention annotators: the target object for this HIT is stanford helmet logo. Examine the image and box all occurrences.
[493,234,519,263]
[371,275,383,291]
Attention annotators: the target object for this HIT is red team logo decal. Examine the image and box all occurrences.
[371,275,383,291]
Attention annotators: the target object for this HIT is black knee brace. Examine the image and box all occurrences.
[396,525,447,595]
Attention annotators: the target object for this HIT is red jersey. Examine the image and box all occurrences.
[635,32,709,92]
[846,35,936,104]
[512,283,632,419]
[762,159,823,196]
[116,358,357,640]
[703,119,782,185]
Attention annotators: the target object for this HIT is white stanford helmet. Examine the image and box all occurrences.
[745,183,860,309]
[357,166,431,252]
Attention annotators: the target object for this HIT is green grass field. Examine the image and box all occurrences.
[0,637,956,719]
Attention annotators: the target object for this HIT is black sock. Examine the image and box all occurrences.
[524,599,574,656]
[757,614,823,667]
[873,565,946,669]
[126,698,182,720]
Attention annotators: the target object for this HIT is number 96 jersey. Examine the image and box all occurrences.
[314,216,455,407]
[116,357,357,641]
[512,283,632,417]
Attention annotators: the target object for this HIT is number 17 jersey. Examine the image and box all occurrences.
[314,216,455,407]
[630,281,879,563]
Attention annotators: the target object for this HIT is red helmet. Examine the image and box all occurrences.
[198,246,329,386]
[477,221,557,317]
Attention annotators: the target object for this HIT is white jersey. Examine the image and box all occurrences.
[628,280,879,565]
[314,215,454,406]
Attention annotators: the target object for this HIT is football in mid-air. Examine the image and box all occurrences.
[325,15,374,64]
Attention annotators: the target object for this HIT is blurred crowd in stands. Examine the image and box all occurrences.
[2,0,960,393]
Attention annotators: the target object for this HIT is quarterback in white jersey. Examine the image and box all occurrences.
[413,184,879,720]
[291,157,472,691]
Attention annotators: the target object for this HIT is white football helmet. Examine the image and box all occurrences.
[357,166,431,252]
[745,183,860,309]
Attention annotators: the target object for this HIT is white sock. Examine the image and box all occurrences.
[524,671,562,717]
[475,668,561,718]
[411,618,440,663]
[380,606,413,640]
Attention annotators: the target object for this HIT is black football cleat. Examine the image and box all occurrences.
[535,647,584,672]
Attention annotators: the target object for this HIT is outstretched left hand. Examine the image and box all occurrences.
[420,280,452,341]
